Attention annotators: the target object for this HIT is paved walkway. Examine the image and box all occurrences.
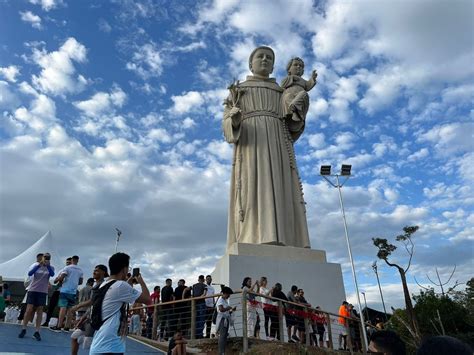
[0,322,165,354]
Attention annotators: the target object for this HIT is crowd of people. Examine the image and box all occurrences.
[6,252,150,354]
[1,251,472,355]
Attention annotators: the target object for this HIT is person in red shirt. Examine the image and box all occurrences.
[150,286,160,304]
[313,306,327,348]
[338,301,349,350]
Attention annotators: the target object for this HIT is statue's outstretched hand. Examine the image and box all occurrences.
[229,106,242,128]
[311,70,318,81]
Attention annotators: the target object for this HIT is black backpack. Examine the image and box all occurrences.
[90,280,117,330]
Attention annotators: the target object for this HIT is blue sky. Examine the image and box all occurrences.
[0,0,472,312]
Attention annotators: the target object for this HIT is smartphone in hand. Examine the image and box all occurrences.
[132,268,140,277]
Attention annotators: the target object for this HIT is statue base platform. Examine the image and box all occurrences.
[211,243,346,314]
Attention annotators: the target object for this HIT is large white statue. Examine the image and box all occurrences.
[223,46,313,249]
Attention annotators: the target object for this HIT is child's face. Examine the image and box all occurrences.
[289,60,304,76]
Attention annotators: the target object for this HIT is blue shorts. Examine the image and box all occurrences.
[58,293,76,308]
[26,291,47,307]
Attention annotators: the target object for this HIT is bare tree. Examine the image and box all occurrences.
[373,225,421,342]
[414,265,461,296]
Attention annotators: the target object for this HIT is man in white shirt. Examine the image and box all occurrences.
[204,275,216,338]
[90,252,150,354]
[52,255,84,331]
[216,287,235,355]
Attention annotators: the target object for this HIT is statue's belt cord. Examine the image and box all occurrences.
[242,111,280,120]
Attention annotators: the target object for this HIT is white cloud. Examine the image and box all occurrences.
[31,37,88,96]
[169,89,227,118]
[206,140,233,161]
[170,91,204,115]
[312,2,355,59]
[20,11,42,30]
[328,76,359,123]
[0,81,20,110]
[0,66,20,83]
[441,84,474,105]
[358,66,403,115]
[457,152,474,183]
[29,0,63,11]
[13,94,56,132]
[418,122,473,156]
[74,86,126,118]
[126,43,163,80]
[307,133,325,149]
[407,148,429,162]
[173,41,206,52]
[310,131,356,160]
[98,18,112,33]
[372,136,398,158]
[147,128,172,144]
[92,138,147,161]
[73,86,129,138]
[346,152,375,168]
[182,117,196,129]
[193,0,240,25]
[309,98,329,119]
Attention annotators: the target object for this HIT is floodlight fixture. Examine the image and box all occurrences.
[320,165,331,176]
[341,164,352,176]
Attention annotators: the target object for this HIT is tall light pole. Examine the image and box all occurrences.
[320,164,368,350]
[361,291,369,321]
[372,261,388,321]
[115,228,122,253]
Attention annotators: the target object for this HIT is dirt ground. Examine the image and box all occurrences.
[131,335,356,354]
[188,337,346,354]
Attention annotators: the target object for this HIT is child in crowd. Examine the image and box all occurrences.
[130,303,142,336]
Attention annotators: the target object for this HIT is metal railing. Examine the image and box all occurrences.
[127,289,370,354]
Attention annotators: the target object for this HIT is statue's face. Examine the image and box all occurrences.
[251,48,274,77]
[289,60,304,76]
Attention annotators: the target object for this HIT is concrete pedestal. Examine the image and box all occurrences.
[211,243,346,314]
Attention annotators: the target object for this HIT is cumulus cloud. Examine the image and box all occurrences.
[206,140,233,161]
[13,94,57,132]
[170,89,227,117]
[417,122,473,156]
[306,133,325,149]
[407,148,429,162]
[98,18,112,33]
[170,91,204,115]
[73,86,128,137]
[457,152,474,183]
[328,76,359,123]
[182,117,196,129]
[29,0,63,11]
[0,81,20,110]
[0,66,21,82]
[126,43,163,80]
[74,86,127,118]
[31,37,88,96]
[19,11,42,29]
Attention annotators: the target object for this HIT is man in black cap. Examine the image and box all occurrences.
[216,287,235,355]
[69,264,108,355]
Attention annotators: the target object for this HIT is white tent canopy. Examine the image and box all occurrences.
[0,231,62,281]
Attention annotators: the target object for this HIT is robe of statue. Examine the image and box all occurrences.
[223,75,311,249]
